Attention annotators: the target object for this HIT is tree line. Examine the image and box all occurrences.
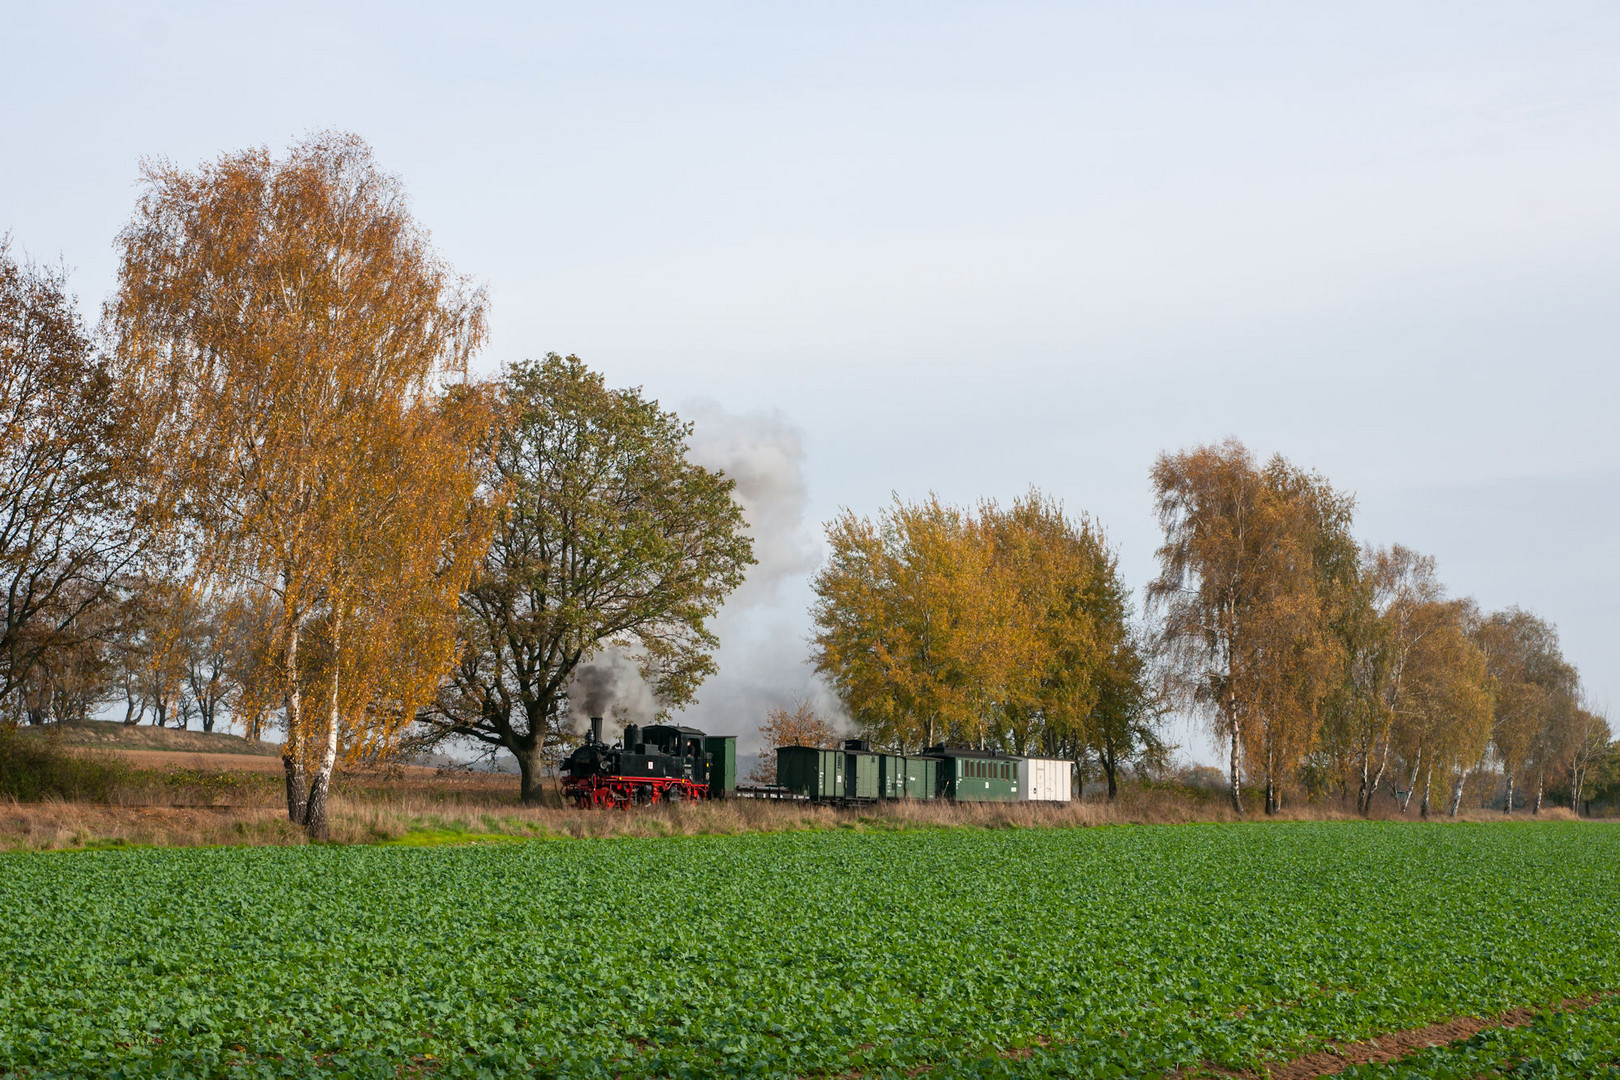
[811,441,1615,816]
[5,131,1614,829]
[1,133,756,835]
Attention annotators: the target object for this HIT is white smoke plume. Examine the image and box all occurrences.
[677,402,847,752]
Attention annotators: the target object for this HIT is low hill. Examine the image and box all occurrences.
[18,719,281,757]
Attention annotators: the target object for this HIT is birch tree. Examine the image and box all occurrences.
[111,132,494,835]
[1147,440,1347,816]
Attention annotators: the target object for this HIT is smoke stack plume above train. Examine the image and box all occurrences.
[566,645,660,738]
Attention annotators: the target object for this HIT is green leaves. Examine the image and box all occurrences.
[0,822,1616,1078]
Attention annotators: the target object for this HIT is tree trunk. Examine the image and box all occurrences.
[282,617,307,824]
[516,737,548,805]
[122,693,142,725]
[1418,765,1432,818]
[1399,746,1422,813]
[1448,773,1466,818]
[1227,713,1244,817]
[1503,770,1513,814]
[1102,749,1118,801]
[1365,737,1391,815]
[1357,749,1371,815]
[303,614,343,842]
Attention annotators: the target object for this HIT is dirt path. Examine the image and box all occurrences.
[1200,992,1611,1079]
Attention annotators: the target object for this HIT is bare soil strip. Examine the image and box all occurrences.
[1204,992,1610,1079]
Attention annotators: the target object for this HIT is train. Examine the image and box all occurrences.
[774,739,1073,804]
[562,717,737,808]
[562,719,1072,808]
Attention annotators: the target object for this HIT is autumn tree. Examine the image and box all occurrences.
[221,593,282,742]
[1147,440,1349,816]
[812,490,1156,792]
[0,239,146,721]
[749,700,840,783]
[983,493,1160,798]
[1384,598,1493,816]
[812,496,1031,753]
[111,132,495,837]
[1472,608,1576,814]
[422,355,754,804]
[184,597,229,733]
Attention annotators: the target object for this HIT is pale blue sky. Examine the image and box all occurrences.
[3,2,1616,759]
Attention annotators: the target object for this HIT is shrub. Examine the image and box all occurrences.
[0,729,130,801]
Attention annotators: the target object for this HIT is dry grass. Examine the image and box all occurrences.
[0,779,1601,853]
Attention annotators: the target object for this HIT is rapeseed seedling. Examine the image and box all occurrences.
[0,822,1615,1078]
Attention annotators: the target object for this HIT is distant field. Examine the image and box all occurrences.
[1,822,1616,1078]
[19,719,283,756]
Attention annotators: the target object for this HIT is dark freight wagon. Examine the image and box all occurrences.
[776,741,945,803]
[777,745,846,799]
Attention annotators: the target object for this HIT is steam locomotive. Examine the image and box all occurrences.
[561,717,737,808]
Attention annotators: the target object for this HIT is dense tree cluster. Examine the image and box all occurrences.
[810,442,1613,813]
[1147,438,1607,817]
[0,133,756,828]
[811,492,1163,797]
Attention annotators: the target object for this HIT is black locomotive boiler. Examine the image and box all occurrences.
[562,717,737,808]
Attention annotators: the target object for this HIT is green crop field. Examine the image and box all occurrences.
[1,822,1617,1079]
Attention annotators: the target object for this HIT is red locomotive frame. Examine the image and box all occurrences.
[563,773,711,809]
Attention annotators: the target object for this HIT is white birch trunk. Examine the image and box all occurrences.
[303,611,343,841]
[281,616,307,823]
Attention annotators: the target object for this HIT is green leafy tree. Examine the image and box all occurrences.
[425,355,755,803]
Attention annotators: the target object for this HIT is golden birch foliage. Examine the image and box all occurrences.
[1391,599,1493,810]
[110,132,493,833]
[1147,439,1350,814]
[983,493,1107,756]
[813,496,1022,751]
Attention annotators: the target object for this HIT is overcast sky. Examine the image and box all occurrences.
[3,2,1616,761]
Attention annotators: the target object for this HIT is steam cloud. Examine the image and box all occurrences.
[676,402,846,752]
[565,645,659,739]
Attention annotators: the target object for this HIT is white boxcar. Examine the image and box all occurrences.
[1018,756,1073,802]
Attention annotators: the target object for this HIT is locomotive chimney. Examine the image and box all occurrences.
[589,716,603,745]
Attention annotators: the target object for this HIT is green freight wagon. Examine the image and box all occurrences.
[776,746,845,800]
[927,746,1021,802]
[873,752,939,799]
[842,740,881,800]
[878,753,906,799]
[903,756,938,799]
[704,735,737,799]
